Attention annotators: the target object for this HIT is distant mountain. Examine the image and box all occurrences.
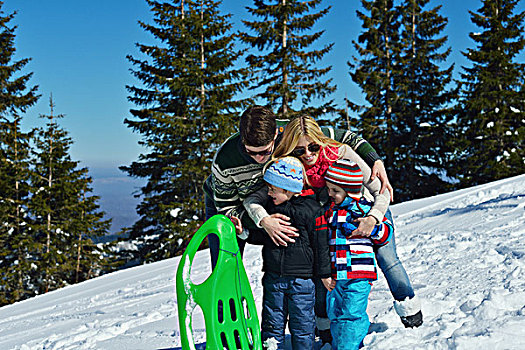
[89,167,144,234]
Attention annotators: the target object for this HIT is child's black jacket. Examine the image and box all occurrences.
[247,194,331,279]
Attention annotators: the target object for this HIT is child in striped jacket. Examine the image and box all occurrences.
[321,159,393,350]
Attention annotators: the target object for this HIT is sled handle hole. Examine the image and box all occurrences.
[247,327,254,348]
[234,329,242,349]
[241,296,250,319]
[220,332,229,349]
[218,299,224,323]
[229,298,237,321]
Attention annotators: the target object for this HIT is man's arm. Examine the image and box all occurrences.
[338,145,390,225]
[243,186,271,227]
[210,167,269,233]
[321,126,380,167]
[243,187,298,246]
[321,126,394,201]
[209,164,244,218]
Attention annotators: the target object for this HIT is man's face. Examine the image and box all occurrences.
[244,140,275,164]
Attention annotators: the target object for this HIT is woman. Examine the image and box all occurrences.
[244,116,422,343]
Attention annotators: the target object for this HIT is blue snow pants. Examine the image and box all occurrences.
[326,279,371,350]
[261,272,315,349]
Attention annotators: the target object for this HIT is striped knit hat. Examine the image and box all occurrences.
[264,156,304,193]
[324,159,364,200]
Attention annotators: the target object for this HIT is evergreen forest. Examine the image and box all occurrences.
[1,0,524,305]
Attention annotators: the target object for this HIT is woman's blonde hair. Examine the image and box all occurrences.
[273,115,341,162]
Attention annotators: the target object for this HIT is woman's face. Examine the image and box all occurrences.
[293,136,320,167]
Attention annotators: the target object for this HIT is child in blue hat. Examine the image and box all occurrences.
[234,156,331,349]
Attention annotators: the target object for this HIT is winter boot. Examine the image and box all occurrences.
[394,295,423,328]
[400,310,423,328]
[319,329,333,344]
[316,316,332,344]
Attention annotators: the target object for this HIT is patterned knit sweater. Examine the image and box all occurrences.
[326,197,393,281]
[203,122,380,226]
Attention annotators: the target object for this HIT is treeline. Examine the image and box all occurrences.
[119,0,524,266]
[0,5,114,306]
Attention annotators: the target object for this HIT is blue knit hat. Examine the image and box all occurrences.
[263,156,304,193]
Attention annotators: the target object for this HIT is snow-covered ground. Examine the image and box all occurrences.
[1,174,524,349]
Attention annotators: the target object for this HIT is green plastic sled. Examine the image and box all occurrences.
[176,214,262,349]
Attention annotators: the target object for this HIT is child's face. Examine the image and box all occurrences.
[267,184,295,205]
[326,182,347,205]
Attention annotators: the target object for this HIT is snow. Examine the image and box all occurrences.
[1,174,525,349]
[170,208,182,218]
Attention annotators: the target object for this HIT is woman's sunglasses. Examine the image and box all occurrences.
[292,143,321,157]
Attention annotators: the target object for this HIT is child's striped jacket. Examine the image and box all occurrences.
[325,197,393,281]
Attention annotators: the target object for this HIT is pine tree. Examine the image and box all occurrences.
[350,0,458,201]
[0,117,37,305]
[389,0,456,201]
[0,3,39,306]
[121,0,247,264]
[70,174,112,284]
[348,0,401,171]
[30,96,111,294]
[240,0,338,120]
[453,0,525,187]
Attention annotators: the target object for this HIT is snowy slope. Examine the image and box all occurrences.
[1,174,524,350]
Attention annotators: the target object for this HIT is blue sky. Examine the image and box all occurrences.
[4,0,525,172]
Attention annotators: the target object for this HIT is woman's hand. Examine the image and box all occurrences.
[260,214,299,246]
[350,216,376,238]
[370,160,394,202]
[322,277,336,292]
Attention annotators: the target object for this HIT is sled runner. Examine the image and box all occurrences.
[176,215,262,349]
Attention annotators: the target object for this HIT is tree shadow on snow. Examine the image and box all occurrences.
[416,193,523,220]
[369,321,388,334]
